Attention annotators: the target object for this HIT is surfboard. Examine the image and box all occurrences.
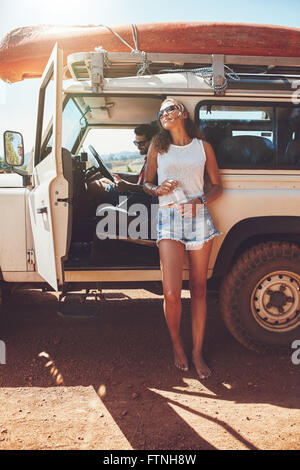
[1,22,300,83]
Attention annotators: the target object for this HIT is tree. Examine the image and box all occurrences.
[4,132,20,166]
[0,157,10,173]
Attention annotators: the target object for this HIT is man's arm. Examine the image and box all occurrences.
[113,175,145,193]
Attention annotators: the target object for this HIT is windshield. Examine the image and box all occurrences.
[42,97,86,158]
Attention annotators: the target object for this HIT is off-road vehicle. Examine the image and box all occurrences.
[1,46,300,352]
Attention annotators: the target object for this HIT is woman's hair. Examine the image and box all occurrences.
[153,99,205,154]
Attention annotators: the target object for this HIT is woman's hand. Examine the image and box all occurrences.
[157,179,179,196]
[176,198,203,217]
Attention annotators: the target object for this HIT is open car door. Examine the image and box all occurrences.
[29,44,70,291]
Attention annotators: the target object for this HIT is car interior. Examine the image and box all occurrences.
[52,95,163,270]
[64,146,160,270]
[199,103,300,169]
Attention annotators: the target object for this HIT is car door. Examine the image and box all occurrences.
[29,44,70,291]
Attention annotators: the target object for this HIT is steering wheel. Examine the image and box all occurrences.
[88,145,114,182]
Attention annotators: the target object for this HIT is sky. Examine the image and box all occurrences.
[0,0,300,156]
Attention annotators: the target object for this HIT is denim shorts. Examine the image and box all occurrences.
[156,204,222,250]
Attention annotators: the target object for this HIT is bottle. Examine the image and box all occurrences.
[159,182,188,207]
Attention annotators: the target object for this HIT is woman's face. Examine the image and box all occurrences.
[158,101,186,130]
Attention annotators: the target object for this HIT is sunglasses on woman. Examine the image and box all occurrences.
[157,105,180,120]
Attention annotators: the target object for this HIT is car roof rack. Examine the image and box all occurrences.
[67,51,300,95]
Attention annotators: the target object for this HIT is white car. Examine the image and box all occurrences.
[1,46,300,351]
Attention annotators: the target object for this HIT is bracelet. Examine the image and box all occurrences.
[144,182,158,196]
[154,185,160,196]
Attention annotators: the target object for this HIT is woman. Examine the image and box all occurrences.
[143,98,223,379]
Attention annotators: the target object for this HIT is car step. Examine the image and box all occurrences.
[58,288,105,319]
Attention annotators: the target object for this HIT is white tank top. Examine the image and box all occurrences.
[157,138,206,204]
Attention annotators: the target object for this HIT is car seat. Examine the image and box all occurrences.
[284,133,300,166]
[217,135,274,168]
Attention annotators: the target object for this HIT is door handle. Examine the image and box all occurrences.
[37,206,48,214]
[57,197,73,204]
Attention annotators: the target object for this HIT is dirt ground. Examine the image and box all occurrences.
[0,287,299,451]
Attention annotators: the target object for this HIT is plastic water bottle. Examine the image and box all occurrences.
[159,184,188,207]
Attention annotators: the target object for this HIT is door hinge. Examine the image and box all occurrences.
[27,249,35,265]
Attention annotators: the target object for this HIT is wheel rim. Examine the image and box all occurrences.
[250,270,300,332]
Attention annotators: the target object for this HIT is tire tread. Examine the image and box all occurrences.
[220,241,300,353]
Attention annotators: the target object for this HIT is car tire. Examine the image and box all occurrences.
[220,241,300,352]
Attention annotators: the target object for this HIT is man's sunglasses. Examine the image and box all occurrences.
[133,140,149,147]
[157,105,180,120]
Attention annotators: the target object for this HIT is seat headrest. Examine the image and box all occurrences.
[284,140,300,165]
[217,135,274,167]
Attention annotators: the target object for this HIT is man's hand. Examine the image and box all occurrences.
[86,171,102,184]
[113,174,129,193]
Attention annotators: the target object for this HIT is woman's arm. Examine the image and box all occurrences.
[143,142,160,195]
[143,142,179,196]
[200,141,223,204]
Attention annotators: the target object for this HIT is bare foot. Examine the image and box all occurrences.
[173,344,189,372]
[192,354,211,379]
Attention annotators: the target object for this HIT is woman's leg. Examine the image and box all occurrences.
[188,239,214,379]
[158,239,188,371]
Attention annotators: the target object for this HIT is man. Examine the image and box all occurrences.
[17,144,24,160]
[87,123,158,207]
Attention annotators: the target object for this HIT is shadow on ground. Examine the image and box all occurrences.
[0,288,299,450]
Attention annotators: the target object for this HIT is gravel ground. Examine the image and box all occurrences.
[0,287,299,450]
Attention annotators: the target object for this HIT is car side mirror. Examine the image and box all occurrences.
[3,131,25,167]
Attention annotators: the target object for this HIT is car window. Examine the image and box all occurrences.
[276,106,300,169]
[81,128,142,173]
[198,102,300,170]
[198,103,275,169]
[41,97,86,159]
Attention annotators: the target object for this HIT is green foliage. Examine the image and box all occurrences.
[0,157,10,173]
[4,132,21,166]
[125,164,133,172]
